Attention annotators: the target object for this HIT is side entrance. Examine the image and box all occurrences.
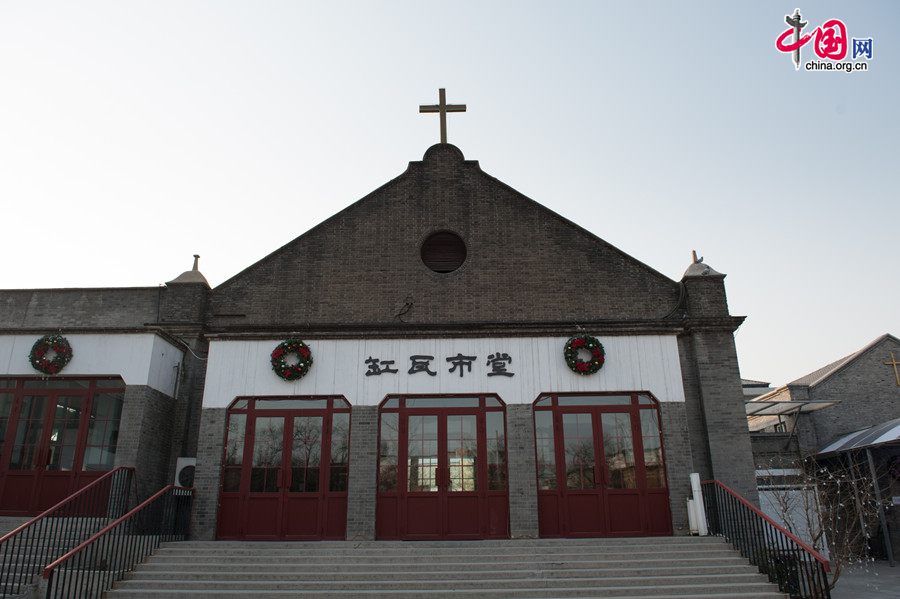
[216,396,350,540]
[376,395,509,540]
[534,392,672,537]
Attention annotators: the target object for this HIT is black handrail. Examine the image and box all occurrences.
[701,479,831,599]
[42,484,193,599]
[0,467,133,598]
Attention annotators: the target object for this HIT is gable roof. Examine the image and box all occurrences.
[207,144,684,332]
[753,334,900,402]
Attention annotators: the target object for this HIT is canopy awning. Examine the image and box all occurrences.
[818,417,900,456]
[745,400,838,417]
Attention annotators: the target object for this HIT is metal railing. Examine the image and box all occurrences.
[701,479,832,599]
[0,467,133,597]
[42,484,193,599]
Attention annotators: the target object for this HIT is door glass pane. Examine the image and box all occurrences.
[46,396,84,471]
[83,392,123,471]
[485,411,507,491]
[9,396,47,470]
[602,412,636,489]
[563,413,595,489]
[640,409,666,488]
[379,413,399,492]
[250,417,283,492]
[407,415,438,492]
[290,416,322,492]
[222,413,246,492]
[329,412,350,492]
[447,415,478,492]
[0,393,13,458]
[534,411,557,490]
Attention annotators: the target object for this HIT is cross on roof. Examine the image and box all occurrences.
[419,88,466,144]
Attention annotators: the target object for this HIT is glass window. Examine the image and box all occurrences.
[0,393,13,459]
[289,416,322,493]
[534,411,557,490]
[256,399,329,410]
[534,396,552,407]
[48,396,86,471]
[602,413,636,489]
[231,399,249,410]
[563,413,595,489]
[407,415,438,492]
[333,398,352,409]
[0,379,17,389]
[638,395,655,405]
[405,397,479,409]
[485,397,502,408]
[83,392,123,471]
[24,380,90,389]
[381,398,399,409]
[95,379,126,388]
[640,409,666,488]
[485,411,507,491]
[328,412,350,492]
[9,396,48,470]
[557,395,631,407]
[250,417,283,492]
[221,413,246,492]
[378,413,399,492]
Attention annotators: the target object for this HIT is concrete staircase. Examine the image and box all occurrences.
[0,517,108,598]
[104,536,787,598]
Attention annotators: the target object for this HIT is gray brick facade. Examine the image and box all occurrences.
[0,142,762,539]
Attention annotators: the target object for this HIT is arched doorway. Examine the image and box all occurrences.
[376,395,509,540]
[534,392,672,537]
[216,396,351,540]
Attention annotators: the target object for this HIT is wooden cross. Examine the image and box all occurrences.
[419,88,466,144]
[884,351,900,386]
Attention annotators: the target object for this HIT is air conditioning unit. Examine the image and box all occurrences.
[174,457,196,487]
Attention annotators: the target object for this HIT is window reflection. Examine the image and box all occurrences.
[640,409,665,488]
[602,412,636,489]
[379,413,399,492]
[407,415,438,492]
[534,411,556,490]
[563,413,595,489]
[447,415,477,492]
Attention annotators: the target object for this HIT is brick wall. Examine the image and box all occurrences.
[506,404,539,538]
[346,406,377,540]
[658,402,694,534]
[115,385,177,501]
[191,408,226,540]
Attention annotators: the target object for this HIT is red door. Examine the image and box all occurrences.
[0,379,123,515]
[534,393,672,538]
[217,397,350,540]
[377,395,509,540]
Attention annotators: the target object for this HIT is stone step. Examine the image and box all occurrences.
[130,563,761,580]
[104,587,786,599]
[159,540,726,553]
[117,572,769,589]
[171,536,724,547]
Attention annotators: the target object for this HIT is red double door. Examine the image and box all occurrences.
[535,394,672,537]
[0,380,123,515]
[376,396,509,540]
[217,398,350,540]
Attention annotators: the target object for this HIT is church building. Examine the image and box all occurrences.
[0,94,758,542]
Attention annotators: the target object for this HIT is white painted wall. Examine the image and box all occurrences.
[0,334,183,396]
[202,335,685,408]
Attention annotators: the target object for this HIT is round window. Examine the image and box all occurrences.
[421,231,467,273]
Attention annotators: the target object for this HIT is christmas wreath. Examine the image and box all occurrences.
[270,339,313,381]
[29,334,73,375]
[564,335,605,375]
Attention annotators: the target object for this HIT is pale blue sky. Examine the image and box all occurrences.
[1,1,897,385]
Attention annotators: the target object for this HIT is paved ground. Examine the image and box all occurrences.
[832,560,900,598]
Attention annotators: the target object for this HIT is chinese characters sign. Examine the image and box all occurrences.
[775,8,873,72]
[364,353,516,379]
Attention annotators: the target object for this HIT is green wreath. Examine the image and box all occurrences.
[29,334,73,375]
[564,335,605,375]
[270,339,313,381]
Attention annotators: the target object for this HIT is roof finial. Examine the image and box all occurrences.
[192,254,200,271]
[691,250,703,264]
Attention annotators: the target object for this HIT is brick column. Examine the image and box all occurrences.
[191,408,227,540]
[346,405,378,540]
[114,385,176,501]
[506,404,539,538]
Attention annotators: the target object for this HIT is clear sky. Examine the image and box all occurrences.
[1,1,897,386]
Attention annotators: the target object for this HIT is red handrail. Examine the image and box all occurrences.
[42,484,192,578]
[0,466,134,544]
[702,479,831,572]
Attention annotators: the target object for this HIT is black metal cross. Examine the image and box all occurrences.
[419,88,466,144]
